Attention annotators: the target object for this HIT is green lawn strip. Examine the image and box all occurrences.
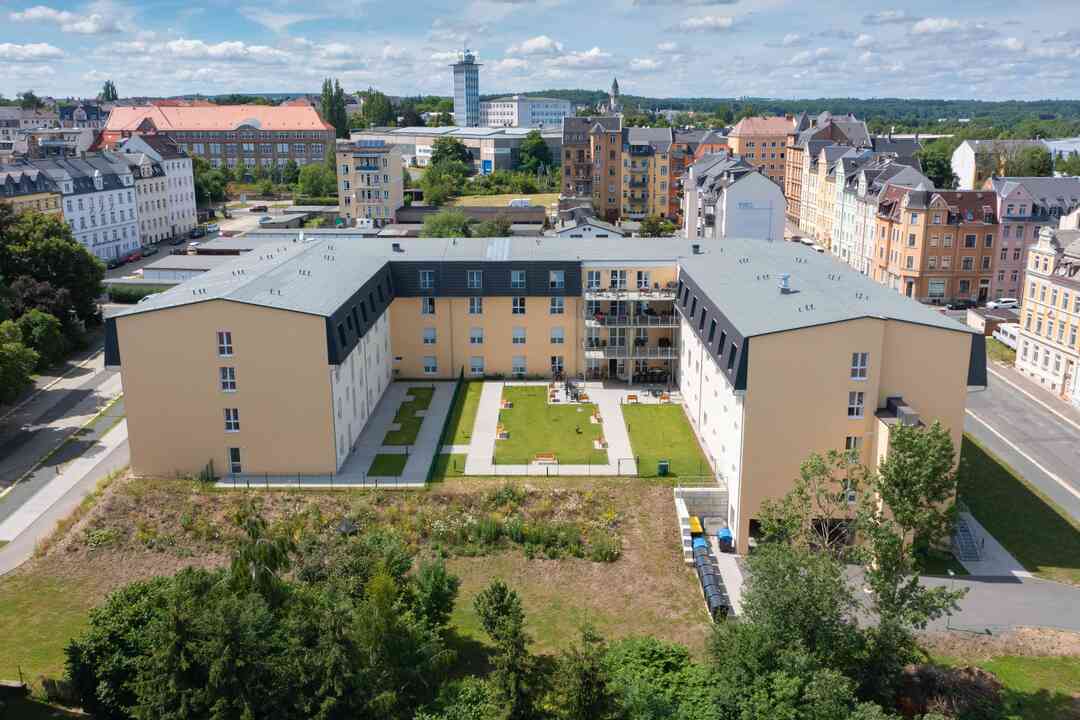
[933,654,1080,720]
[431,453,468,481]
[959,434,1080,586]
[986,337,1017,366]
[446,381,484,445]
[622,404,712,478]
[382,387,436,446]
[0,574,91,680]
[368,454,408,477]
[494,387,607,466]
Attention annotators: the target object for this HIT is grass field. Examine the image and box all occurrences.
[494,386,607,466]
[432,453,467,480]
[382,386,435,445]
[987,337,1017,366]
[367,454,408,476]
[931,652,1080,720]
[622,404,712,478]
[445,381,484,445]
[959,434,1080,586]
[450,192,559,209]
[0,573,92,680]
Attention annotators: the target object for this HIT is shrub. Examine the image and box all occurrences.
[16,308,67,369]
[587,530,622,563]
[486,483,526,510]
[85,526,121,548]
[106,285,164,304]
[293,195,339,206]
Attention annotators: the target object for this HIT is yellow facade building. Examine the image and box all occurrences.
[0,164,62,216]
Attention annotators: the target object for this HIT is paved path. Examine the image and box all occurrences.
[0,426,130,576]
[966,363,1080,521]
[922,573,1080,633]
[465,381,502,474]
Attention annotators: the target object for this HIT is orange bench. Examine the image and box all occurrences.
[534,452,557,464]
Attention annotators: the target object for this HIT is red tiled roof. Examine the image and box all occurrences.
[729,116,794,137]
[105,104,333,133]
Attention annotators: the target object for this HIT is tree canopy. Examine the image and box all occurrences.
[100,80,119,102]
[431,137,472,167]
[517,130,552,173]
[321,78,350,139]
[420,208,470,237]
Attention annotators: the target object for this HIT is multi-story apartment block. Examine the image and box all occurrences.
[986,176,1080,300]
[451,50,481,127]
[105,233,984,552]
[33,153,141,260]
[116,134,197,242]
[561,116,622,222]
[950,139,1046,191]
[102,104,334,173]
[58,103,108,129]
[785,112,872,227]
[122,153,170,244]
[0,164,62,216]
[1015,226,1080,402]
[336,140,403,227]
[479,95,571,128]
[621,128,672,221]
[727,116,794,186]
[683,154,785,242]
[668,130,728,222]
[832,155,930,274]
[0,107,59,144]
[874,186,998,303]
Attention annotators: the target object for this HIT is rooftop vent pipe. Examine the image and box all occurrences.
[779,273,793,294]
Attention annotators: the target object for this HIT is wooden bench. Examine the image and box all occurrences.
[626,394,639,404]
[496,424,509,440]
[534,452,557,464]
[579,392,590,402]
[660,392,670,403]
[501,399,513,409]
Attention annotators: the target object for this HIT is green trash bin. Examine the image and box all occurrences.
[658,459,670,477]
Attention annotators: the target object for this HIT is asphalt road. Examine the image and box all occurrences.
[965,364,1080,522]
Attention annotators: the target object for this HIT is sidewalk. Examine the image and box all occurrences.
[986,361,1080,430]
[956,511,1032,579]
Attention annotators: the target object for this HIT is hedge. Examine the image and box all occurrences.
[107,286,166,304]
[293,196,339,206]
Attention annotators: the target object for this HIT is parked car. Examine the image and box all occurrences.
[205,223,220,233]
[106,256,125,269]
[258,215,272,225]
[189,227,206,239]
[249,204,268,213]
[170,234,187,245]
[986,297,1019,310]
[141,244,159,257]
[125,250,143,263]
[945,299,978,310]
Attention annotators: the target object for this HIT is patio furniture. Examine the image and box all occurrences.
[496,424,509,440]
[627,394,638,404]
[534,452,557,464]
[660,392,670,403]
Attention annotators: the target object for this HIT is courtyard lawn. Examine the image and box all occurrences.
[431,453,467,481]
[494,386,607,466]
[445,381,484,445]
[986,337,1017,366]
[622,404,712,478]
[450,192,558,209]
[0,573,92,680]
[382,386,435,446]
[959,434,1080,586]
[368,453,408,477]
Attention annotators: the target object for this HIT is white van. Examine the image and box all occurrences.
[507,198,532,208]
[992,323,1019,350]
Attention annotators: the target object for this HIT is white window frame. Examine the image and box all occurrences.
[550,327,565,344]
[850,352,869,380]
[217,330,233,357]
[423,327,437,345]
[470,356,484,376]
[423,356,438,374]
[467,270,483,289]
[224,407,240,432]
[512,327,526,344]
[468,296,483,315]
[549,296,565,315]
[421,297,435,315]
[220,366,237,392]
[847,391,865,418]
[470,327,484,345]
[512,297,526,315]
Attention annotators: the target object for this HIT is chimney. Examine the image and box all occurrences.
[692,243,701,254]
[778,273,792,294]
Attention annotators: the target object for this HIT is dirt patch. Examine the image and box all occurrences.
[922,627,1080,661]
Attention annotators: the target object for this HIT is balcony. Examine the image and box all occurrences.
[584,283,678,301]
[629,179,647,188]
[583,341,677,360]
[584,311,679,328]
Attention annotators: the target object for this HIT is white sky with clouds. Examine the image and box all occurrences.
[1,0,1079,100]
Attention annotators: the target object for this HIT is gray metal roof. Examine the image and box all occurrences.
[990,176,1080,210]
[678,237,975,339]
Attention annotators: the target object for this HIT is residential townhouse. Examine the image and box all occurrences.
[122,153,171,244]
[682,154,785,242]
[950,139,1045,191]
[58,103,108,129]
[874,186,998,303]
[560,116,623,222]
[102,104,335,174]
[621,127,672,221]
[116,134,197,242]
[785,112,872,228]
[105,232,984,552]
[986,176,1080,299]
[727,116,794,186]
[0,164,62,216]
[1015,225,1080,403]
[336,140,403,227]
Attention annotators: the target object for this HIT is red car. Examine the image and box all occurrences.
[126,250,142,263]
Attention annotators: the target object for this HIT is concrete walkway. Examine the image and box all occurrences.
[709,538,745,616]
[957,511,1032,578]
[218,382,455,489]
[464,381,640,476]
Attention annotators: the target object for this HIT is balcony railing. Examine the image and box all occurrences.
[583,342,678,360]
[584,284,678,300]
[584,312,679,327]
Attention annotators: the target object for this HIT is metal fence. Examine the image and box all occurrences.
[220,473,425,489]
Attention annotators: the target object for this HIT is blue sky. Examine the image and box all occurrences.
[1,0,1079,101]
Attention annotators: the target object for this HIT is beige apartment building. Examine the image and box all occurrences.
[106,233,984,551]
[621,127,673,221]
[336,140,403,227]
[561,116,623,222]
[727,116,794,185]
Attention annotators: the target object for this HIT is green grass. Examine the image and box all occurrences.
[446,381,484,445]
[987,337,1017,366]
[431,453,467,481]
[0,574,90,680]
[382,387,435,446]
[622,404,712,478]
[980,656,1080,720]
[450,192,558,208]
[494,387,607,466]
[959,434,1080,586]
[368,454,408,477]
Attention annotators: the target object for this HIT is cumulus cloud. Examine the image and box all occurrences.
[787,47,832,66]
[10,4,121,34]
[656,41,681,53]
[781,33,804,47]
[111,38,292,64]
[238,8,326,32]
[630,57,662,71]
[993,37,1025,52]
[0,42,65,61]
[863,9,917,25]
[506,35,564,56]
[548,46,613,69]
[854,33,874,48]
[911,18,962,34]
[676,15,734,32]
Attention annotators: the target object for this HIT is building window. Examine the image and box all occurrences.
[551,327,565,344]
[964,234,977,248]
[513,297,526,314]
[985,234,994,248]
[470,356,484,376]
[217,330,233,356]
[549,270,565,289]
[550,297,564,315]
[421,297,435,315]
[551,355,564,375]
[959,279,971,295]
[845,436,863,452]
[467,270,483,289]
[224,408,240,432]
[423,327,437,345]
[228,447,242,474]
[586,270,601,290]
[511,270,526,289]
[469,296,483,315]
[512,356,526,376]
[851,352,869,379]
[423,356,438,374]
[419,270,435,289]
[219,367,237,392]
[610,269,627,289]
[847,391,865,418]
[512,327,526,344]
[962,257,974,271]
[637,270,650,289]
[470,327,484,344]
